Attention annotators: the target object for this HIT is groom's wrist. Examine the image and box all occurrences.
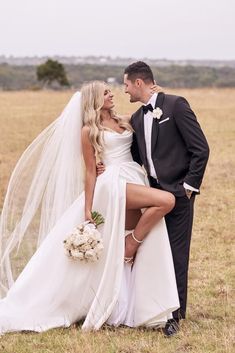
[184,188,193,199]
[183,182,199,193]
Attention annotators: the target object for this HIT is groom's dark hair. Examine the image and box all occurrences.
[124,61,154,84]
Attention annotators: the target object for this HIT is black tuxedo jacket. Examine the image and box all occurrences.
[131,92,210,196]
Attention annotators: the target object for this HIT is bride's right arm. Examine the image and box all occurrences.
[81,126,97,222]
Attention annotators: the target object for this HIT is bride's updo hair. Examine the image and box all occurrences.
[81,81,132,160]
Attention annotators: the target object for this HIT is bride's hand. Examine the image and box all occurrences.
[96,162,105,176]
[150,82,164,94]
[85,210,94,223]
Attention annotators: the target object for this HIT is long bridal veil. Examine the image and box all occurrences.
[0,92,84,297]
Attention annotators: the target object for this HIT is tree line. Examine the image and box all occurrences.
[0,60,234,90]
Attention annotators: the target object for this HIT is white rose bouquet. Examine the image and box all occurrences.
[63,211,105,262]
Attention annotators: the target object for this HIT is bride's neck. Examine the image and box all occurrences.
[100,110,112,122]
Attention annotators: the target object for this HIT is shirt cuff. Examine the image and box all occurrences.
[183,182,199,193]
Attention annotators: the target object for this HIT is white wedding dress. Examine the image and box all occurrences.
[0,129,179,333]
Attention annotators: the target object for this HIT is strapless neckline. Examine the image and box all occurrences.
[103,129,131,136]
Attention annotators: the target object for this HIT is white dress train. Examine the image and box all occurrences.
[0,130,179,333]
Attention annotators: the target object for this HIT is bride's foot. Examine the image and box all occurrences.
[124,231,143,264]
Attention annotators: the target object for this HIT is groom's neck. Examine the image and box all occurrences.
[139,87,153,104]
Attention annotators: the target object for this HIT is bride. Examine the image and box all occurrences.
[0,81,179,333]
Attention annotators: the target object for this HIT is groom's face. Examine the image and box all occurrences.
[124,74,141,103]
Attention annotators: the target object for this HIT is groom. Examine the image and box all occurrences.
[124,61,209,336]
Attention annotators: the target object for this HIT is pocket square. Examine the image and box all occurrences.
[159,117,170,124]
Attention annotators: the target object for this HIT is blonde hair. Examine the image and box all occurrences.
[81,81,133,160]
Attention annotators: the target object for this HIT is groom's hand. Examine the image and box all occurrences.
[185,188,193,199]
[96,162,106,176]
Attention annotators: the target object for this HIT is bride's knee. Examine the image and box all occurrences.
[161,192,175,214]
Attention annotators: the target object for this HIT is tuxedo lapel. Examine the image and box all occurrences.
[138,108,148,166]
[151,92,165,154]
[132,107,148,168]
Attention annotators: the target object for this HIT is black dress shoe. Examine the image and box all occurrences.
[163,319,180,337]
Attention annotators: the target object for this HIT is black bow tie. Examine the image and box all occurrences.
[142,104,153,114]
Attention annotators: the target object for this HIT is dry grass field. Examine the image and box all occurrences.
[0,88,234,353]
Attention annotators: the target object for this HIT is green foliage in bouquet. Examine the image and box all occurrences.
[91,211,105,227]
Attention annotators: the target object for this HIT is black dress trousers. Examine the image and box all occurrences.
[150,176,195,319]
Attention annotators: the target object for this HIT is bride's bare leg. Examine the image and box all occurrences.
[124,183,175,261]
[125,209,142,230]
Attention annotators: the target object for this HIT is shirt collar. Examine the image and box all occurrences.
[145,92,158,108]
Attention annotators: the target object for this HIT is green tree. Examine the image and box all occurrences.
[36,59,70,87]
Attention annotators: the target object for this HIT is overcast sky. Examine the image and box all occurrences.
[0,0,234,60]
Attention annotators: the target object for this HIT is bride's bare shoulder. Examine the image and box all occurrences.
[81,126,91,143]
[82,125,90,134]
[119,115,131,122]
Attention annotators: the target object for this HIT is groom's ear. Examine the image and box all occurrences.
[135,78,142,87]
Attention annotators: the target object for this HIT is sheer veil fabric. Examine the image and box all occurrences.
[0,92,84,296]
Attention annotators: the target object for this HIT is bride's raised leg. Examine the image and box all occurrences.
[124,183,175,262]
[125,209,142,230]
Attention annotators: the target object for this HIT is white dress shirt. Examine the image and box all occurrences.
[143,93,199,193]
[144,93,158,180]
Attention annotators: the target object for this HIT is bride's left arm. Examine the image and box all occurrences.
[150,83,164,94]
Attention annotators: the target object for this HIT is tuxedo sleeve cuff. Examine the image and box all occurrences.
[183,182,199,192]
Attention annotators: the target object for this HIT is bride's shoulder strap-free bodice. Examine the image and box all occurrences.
[102,130,133,165]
